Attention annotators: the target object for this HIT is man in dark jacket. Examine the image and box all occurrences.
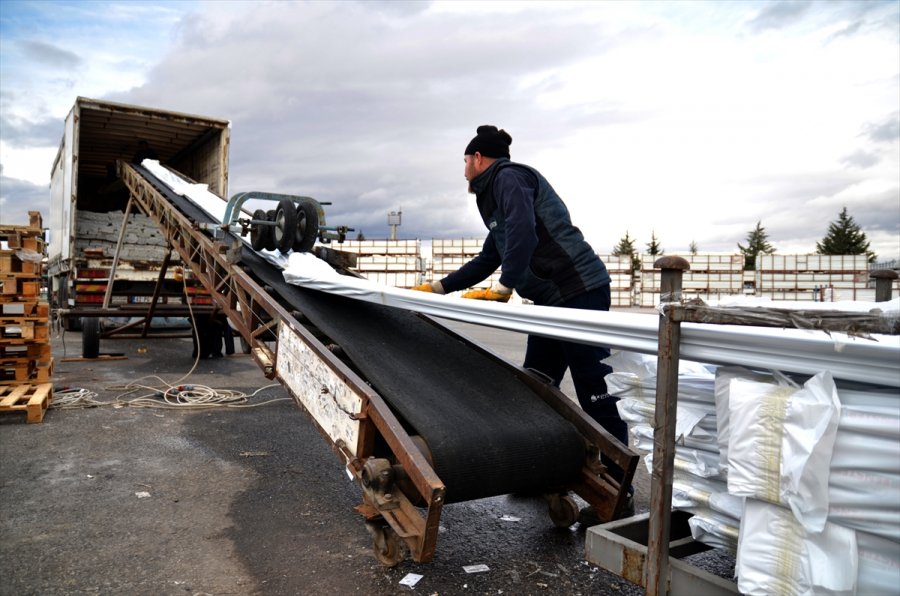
[415,126,630,513]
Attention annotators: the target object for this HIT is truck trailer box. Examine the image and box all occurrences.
[47,97,230,315]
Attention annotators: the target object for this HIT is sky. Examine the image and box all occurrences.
[1,0,898,260]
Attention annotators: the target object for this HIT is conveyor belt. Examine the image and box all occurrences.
[134,164,585,503]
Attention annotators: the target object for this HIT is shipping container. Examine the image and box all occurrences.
[47,97,230,326]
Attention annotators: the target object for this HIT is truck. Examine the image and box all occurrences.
[47,97,230,352]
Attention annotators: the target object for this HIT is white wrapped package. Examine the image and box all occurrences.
[736,499,858,596]
[642,440,726,479]
[727,371,841,532]
[856,530,900,594]
[714,367,785,468]
[617,398,709,443]
[673,478,743,521]
[688,508,740,553]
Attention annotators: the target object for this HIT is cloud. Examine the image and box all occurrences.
[0,113,61,149]
[862,112,900,144]
[745,1,812,33]
[0,166,50,226]
[1,1,897,260]
[17,40,82,69]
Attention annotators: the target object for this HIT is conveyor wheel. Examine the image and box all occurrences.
[293,201,319,253]
[547,493,579,528]
[264,210,277,251]
[366,521,405,567]
[249,209,270,251]
[273,199,297,253]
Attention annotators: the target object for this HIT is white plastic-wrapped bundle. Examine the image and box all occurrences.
[687,508,740,552]
[634,426,726,479]
[725,371,841,533]
[736,499,858,596]
[673,476,743,522]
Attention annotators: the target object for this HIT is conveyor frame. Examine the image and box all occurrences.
[116,160,638,565]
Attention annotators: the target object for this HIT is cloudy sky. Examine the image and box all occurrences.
[1,0,898,260]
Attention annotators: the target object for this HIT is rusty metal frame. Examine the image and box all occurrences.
[117,160,447,562]
[590,256,898,595]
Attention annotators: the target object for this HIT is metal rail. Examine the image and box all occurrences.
[588,257,898,595]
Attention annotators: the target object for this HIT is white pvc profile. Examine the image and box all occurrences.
[141,160,900,390]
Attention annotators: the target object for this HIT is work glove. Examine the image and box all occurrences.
[412,281,445,294]
[462,283,512,303]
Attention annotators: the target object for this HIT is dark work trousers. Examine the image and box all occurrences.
[522,284,631,488]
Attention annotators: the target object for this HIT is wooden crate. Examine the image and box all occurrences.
[0,383,53,423]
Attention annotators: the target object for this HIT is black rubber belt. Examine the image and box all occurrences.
[134,165,585,502]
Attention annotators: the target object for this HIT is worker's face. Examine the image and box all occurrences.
[464,153,487,193]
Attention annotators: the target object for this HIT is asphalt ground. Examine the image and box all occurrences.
[0,314,734,595]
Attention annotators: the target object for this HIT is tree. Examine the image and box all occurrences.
[737,221,775,270]
[356,230,366,241]
[816,206,875,262]
[612,231,640,274]
[689,240,698,255]
[646,231,664,257]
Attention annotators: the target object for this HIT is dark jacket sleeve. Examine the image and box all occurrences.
[439,233,502,293]
[493,167,538,289]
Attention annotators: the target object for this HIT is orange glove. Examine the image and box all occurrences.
[461,284,512,303]
[412,281,445,294]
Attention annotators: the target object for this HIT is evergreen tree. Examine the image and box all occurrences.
[816,207,875,262]
[613,231,640,274]
[737,221,775,270]
[646,231,664,257]
[689,240,699,255]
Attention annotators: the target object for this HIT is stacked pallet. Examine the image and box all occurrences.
[756,254,870,301]
[431,238,499,291]
[598,254,635,307]
[639,254,745,307]
[0,211,53,423]
[339,239,423,288]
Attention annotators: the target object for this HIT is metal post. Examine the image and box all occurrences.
[647,256,690,596]
[102,197,135,310]
[870,269,898,302]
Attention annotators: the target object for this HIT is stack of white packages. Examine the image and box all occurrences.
[607,351,900,594]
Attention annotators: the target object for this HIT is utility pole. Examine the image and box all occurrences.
[388,210,402,241]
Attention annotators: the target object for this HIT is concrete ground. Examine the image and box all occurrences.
[0,313,733,595]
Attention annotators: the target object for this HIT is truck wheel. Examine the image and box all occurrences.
[264,210,277,251]
[273,199,297,254]
[82,317,100,359]
[249,209,271,251]
[293,201,320,253]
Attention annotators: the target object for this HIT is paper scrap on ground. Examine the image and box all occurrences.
[463,564,490,573]
[399,573,423,587]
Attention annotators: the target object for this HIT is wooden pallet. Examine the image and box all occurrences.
[0,343,52,360]
[0,383,53,423]
[0,300,50,317]
[0,357,53,385]
[0,251,43,276]
[1,277,40,298]
[0,319,49,341]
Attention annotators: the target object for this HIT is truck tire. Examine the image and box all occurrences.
[273,199,297,253]
[293,201,320,253]
[82,317,100,359]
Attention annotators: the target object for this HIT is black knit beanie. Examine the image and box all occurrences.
[464,125,512,158]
